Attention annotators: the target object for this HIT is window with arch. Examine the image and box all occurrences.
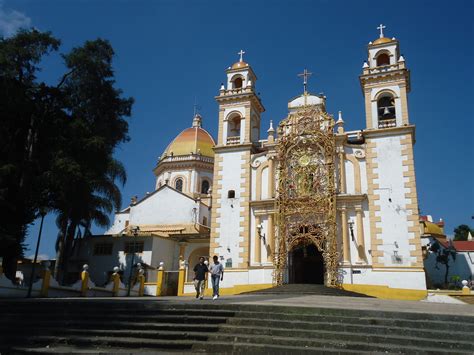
[175,178,184,192]
[377,94,396,126]
[201,180,210,194]
[232,76,243,89]
[376,53,390,66]
[226,113,241,144]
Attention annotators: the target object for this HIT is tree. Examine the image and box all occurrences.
[0,30,62,279]
[0,30,133,281]
[51,39,132,283]
[429,240,457,288]
[454,224,473,241]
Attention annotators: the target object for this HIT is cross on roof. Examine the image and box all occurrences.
[297,68,313,94]
[377,23,386,38]
[238,49,245,62]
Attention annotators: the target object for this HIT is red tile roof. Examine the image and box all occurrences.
[452,241,474,252]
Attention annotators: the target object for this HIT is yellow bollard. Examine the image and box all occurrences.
[156,262,164,296]
[462,280,471,295]
[112,266,121,297]
[80,264,89,297]
[138,271,145,296]
[177,260,185,296]
[41,268,51,297]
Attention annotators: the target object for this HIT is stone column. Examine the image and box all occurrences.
[268,157,275,198]
[355,206,366,263]
[255,215,261,264]
[341,208,350,264]
[267,213,275,262]
[339,149,346,194]
[178,242,187,261]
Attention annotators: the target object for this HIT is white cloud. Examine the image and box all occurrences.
[0,1,31,37]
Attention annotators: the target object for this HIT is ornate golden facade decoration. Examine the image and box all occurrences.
[274,102,339,286]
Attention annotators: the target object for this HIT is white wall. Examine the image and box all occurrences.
[105,212,129,235]
[372,135,416,267]
[214,151,247,267]
[340,266,426,290]
[128,187,197,226]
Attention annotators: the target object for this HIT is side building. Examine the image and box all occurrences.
[68,114,215,289]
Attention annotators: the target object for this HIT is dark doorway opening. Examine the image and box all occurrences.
[288,244,325,284]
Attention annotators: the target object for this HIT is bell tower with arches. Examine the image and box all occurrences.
[210,50,265,268]
[360,24,410,130]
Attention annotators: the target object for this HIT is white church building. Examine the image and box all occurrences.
[72,26,428,300]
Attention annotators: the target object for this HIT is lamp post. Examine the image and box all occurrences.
[257,223,266,244]
[27,209,47,298]
[348,220,355,242]
[127,226,140,296]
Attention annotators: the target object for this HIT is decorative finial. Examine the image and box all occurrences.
[363,61,369,68]
[267,120,275,143]
[377,23,386,38]
[336,111,345,134]
[297,68,313,94]
[192,113,202,128]
[238,49,245,62]
[398,55,405,62]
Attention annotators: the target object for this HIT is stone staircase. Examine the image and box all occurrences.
[241,283,372,297]
[1,299,473,354]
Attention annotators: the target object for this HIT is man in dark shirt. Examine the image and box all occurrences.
[193,257,208,299]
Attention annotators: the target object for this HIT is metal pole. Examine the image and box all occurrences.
[127,252,135,296]
[27,212,46,298]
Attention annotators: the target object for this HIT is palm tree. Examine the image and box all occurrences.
[54,158,126,284]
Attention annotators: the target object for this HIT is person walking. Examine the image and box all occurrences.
[193,257,208,300]
[210,255,224,300]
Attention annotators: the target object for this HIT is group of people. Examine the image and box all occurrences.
[193,255,224,300]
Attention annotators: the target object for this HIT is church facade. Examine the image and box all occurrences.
[76,28,427,299]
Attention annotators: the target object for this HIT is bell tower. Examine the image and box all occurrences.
[360,24,410,130]
[210,50,265,268]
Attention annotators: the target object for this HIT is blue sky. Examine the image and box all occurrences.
[3,0,473,259]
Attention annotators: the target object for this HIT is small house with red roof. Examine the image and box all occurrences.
[420,215,474,288]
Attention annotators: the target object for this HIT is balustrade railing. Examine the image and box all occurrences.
[226,136,240,145]
[378,119,397,128]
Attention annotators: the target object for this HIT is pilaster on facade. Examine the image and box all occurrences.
[238,150,252,268]
[400,133,423,267]
[365,139,382,266]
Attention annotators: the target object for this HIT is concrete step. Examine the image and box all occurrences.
[241,284,371,297]
[2,299,474,354]
[200,333,469,354]
[225,312,474,334]
[3,312,471,342]
[217,324,472,351]
[4,323,469,352]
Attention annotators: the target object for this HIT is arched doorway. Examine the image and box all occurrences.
[288,243,325,284]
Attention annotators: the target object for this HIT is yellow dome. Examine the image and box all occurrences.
[163,126,215,158]
[372,37,393,45]
[231,61,249,69]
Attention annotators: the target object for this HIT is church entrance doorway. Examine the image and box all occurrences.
[288,243,325,284]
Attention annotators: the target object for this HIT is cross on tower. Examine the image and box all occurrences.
[377,23,386,38]
[238,49,245,62]
[297,68,313,94]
